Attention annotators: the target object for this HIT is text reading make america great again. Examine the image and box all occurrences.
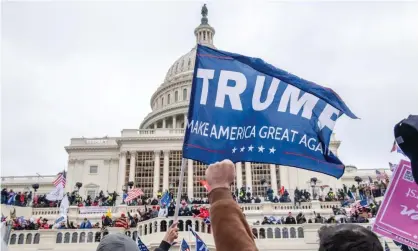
[183,45,357,178]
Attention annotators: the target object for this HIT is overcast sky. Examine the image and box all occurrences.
[1,1,417,176]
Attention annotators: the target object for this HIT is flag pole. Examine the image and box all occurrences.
[173,158,187,223]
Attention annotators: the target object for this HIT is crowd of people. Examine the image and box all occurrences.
[0,189,119,208]
[1,178,387,210]
[123,193,209,207]
[4,195,214,231]
[2,173,388,238]
[196,160,393,251]
[6,190,382,232]
[257,206,379,226]
[1,189,32,207]
[2,159,404,251]
[68,190,118,207]
[233,186,292,203]
[256,196,382,228]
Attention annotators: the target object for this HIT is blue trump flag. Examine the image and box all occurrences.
[183,45,357,178]
[7,193,15,205]
[160,191,171,206]
[181,239,191,251]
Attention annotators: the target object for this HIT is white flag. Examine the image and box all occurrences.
[53,215,66,228]
[59,194,69,215]
[46,185,64,201]
[53,194,69,228]
[1,222,9,251]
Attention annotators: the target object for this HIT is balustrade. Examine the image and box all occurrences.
[251,225,305,239]
[7,221,375,247]
[32,208,60,216]
[8,231,40,245]
[135,217,212,237]
[137,129,155,135]
[56,229,105,244]
[25,201,339,220]
[272,202,312,211]
[319,201,341,209]
[169,128,185,134]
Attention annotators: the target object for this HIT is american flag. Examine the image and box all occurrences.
[125,188,144,203]
[350,199,369,215]
[376,170,389,181]
[389,162,397,171]
[53,171,66,188]
[391,140,406,156]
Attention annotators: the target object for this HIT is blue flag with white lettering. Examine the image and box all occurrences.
[183,45,357,178]
[160,191,171,206]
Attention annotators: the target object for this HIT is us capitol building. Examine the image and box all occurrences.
[1,5,396,251]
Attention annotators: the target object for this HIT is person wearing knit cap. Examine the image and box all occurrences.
[96,222,178,251]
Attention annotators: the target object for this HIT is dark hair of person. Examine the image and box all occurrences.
[318,224,383,251]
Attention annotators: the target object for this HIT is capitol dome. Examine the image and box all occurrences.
[140,4,215,130]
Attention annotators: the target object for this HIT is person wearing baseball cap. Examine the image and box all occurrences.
[394,115,418,184]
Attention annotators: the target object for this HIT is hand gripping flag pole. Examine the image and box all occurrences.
[173,158,187,223]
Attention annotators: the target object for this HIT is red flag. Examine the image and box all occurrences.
[200,180,211,191]
[279,186,285,195]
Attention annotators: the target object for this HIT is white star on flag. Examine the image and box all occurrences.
[240,146,245,152]
[258,145,265,153]
[248,145,254,152]
[269,146,276,154]
[232,147,237,153]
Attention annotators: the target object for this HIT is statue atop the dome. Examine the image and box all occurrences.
[200,4,209,25]
[201,4,208,17]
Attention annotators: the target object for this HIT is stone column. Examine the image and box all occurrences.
[75,160,85,194]
[162,150,170,191]
[153,123,157,129]
[104,159,111,191]
[235,162,243,189]
[270,164,278,195]
[173,115,177,129]
[153,151,161,197]
[129,151,136,183]
[117,151,127,194]
[187,159,194,199]
[67,159,76,192]
[162,119,166,129]
[184,114,187,127]
[245,162,252,192]
[156,219,161,232]
[279,165,290,189]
